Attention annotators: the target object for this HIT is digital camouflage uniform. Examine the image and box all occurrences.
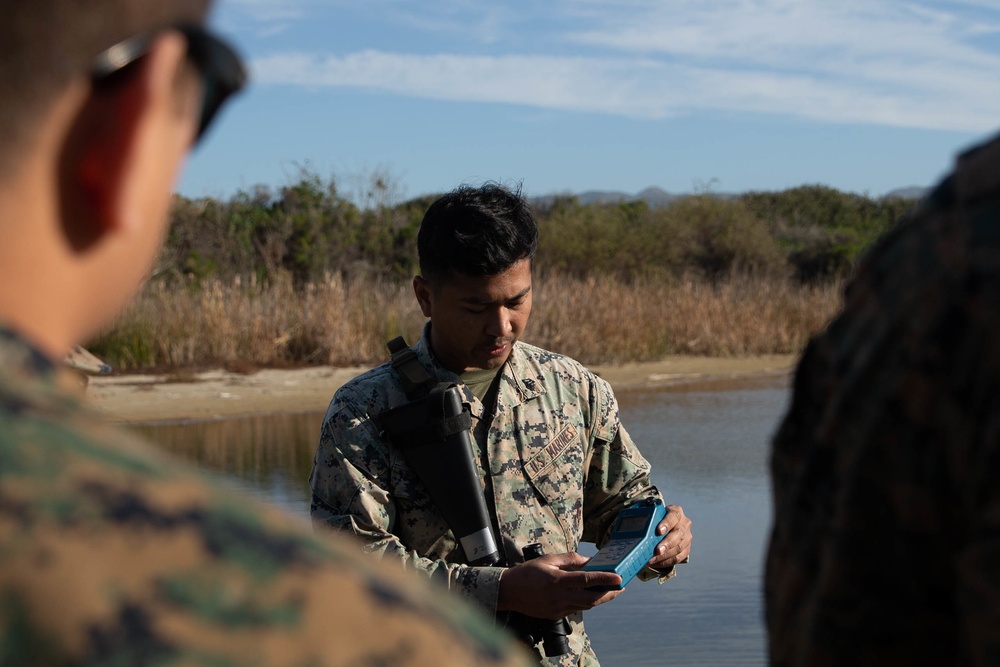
[309,326,671,666]
[0,325,532,667]
[766,132,1000,666]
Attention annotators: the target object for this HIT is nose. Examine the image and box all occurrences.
[485,307,512,338]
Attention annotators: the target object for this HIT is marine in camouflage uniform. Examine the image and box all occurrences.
[311,183,692,665]
[0,324,532,666]
[766,132,1000,666]
[310,326,672,665]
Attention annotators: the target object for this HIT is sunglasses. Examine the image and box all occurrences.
[91,24,247,144]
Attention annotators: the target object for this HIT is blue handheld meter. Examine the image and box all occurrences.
[581,498,667,590]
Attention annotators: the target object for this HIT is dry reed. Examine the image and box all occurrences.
[531,273,841,363]
[94,272,843,371]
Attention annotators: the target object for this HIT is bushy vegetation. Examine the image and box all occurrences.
[158,174,917,287]
[88,174,920,371]
[162,173,431,285]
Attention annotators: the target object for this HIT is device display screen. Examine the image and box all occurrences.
[617,514,650,534]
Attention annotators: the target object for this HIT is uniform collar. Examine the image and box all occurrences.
[413,323,546,404]
[496,339,546,402]
[0,323,58,381]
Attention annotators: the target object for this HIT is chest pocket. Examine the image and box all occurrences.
[522,424,586,546]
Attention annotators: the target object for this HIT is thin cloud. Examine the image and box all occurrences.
[252,52,652,113]
[251,50,998,131]
[564,1,996,67]
[226,0,310,22]
[227,0,527,44]
[248,0,1000,133]
[385,3,519,45]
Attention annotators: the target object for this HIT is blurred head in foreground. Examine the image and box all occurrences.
[0,0,243,356]
[0,2,532,665]
[766,130,1000,665]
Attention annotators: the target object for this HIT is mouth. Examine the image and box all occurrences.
[482,340,512,357]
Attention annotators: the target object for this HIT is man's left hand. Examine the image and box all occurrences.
[647,504,692,571]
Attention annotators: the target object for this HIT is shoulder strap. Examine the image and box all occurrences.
[386,336,435,398]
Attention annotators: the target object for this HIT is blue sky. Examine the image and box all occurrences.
[178,0,1000,204]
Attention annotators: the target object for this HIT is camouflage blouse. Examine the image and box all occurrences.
[310,327,670,666]
[0,326,531,666]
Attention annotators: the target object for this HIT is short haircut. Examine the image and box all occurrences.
[417,182,539,280]
[0,0,210,174]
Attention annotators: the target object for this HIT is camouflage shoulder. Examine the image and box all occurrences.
[513,341,615,404]
[513,341,606,387]
[0,383,532,665]
[329,360,408,412]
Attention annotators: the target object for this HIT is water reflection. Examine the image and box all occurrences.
[132,412,319,520]
[585,375,789,666]
[134,374,791,667]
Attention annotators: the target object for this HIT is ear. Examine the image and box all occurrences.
[413,275,433,317]
[74,32,193,237]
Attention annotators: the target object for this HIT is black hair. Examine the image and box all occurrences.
[0,0,210,175]
[417,182,538,279]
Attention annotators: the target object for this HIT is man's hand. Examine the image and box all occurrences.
[497,552,622,620]
[647,504,693,571]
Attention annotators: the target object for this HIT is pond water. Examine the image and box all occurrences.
[134,374,790,667]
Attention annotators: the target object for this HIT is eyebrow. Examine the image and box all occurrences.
[461,286,531,306]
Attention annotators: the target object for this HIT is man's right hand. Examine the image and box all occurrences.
[496,552,622,620]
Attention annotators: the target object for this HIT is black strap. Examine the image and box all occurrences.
[387,336,435,398]
[383,408,472,448]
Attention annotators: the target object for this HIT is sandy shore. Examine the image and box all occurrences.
[85,354,798,425]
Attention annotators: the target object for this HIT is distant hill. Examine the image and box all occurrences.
[533,186,700,209]
[882,186,930,200]
[532,184,929,209]
[575,186,679,207]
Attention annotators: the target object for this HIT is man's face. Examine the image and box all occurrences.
[414,258,533,373]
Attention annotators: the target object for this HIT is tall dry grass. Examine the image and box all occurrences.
[93,274,424,370]
[91,272,843,371]
[532,273,841,363]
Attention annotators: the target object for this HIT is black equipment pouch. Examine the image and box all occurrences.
[378,337,501,566]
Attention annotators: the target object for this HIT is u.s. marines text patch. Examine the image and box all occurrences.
[525,424,579,477]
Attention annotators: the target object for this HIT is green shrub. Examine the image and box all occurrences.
[153,177,916,294]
